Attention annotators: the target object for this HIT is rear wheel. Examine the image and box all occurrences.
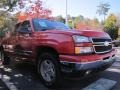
[37,52,62,88]
[0,46,11,65]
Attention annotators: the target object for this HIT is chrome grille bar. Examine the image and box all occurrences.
[91,38,112,54]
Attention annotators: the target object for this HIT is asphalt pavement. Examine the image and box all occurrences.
[0,48,120,90]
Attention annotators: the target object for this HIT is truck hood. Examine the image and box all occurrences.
[42,29,110,38]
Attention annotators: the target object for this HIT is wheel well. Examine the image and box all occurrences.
[36,46,59,61]
[0,45,4,51]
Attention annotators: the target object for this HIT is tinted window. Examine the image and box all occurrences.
[17,21,32,33]
[32,19,70,31]
[19,21,31,31]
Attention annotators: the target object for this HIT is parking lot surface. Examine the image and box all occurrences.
[0,48,120,90]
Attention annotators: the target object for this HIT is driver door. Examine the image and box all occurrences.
[15,21,32,57]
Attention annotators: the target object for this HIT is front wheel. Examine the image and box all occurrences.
[37,52,62,88]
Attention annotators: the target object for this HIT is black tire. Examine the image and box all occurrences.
[37,52,62,88]
[0,46,11,65]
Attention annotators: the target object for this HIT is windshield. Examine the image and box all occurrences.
[32,19,70,31]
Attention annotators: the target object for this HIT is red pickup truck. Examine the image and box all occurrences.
[0,18,116,87]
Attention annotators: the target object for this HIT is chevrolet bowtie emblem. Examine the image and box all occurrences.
[104,41,109,46]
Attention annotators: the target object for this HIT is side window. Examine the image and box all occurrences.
[18,21,31,33]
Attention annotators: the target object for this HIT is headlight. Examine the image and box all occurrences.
[73,35,90,43]
[75,47,94,54]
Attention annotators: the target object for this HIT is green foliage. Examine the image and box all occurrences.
[0,0,17,11]
[0,10,17,37]
[74,16,81,24]
[0,0,18,37]
[65,15,74,28]
[104,14,116,28]
[68,20,74,29]
[104,26,118,40]
[55,15,100,29]
[115,14,120,27]
[104,14,118,40]
[55,16,65,23]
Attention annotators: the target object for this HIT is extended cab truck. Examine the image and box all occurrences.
[0,18,116,87]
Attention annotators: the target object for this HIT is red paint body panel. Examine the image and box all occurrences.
[60,50,116,63]
[2,19,115,65]
[31,32,75,55]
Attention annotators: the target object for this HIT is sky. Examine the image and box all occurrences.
[42,0,120,20]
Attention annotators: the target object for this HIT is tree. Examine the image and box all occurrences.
[104,14,118,40]
[97,2,110,21]
[116,14,120,27]
[66,15,73,28]
[0,0,52,38]
[26,0,51,18]
[0,10,17,37]
[16,0,52,22]
[0,0,18,11]
[55,16,65,23]
[104,14,117,28]
[74,15,84,26]
[0,0,52,36]
[89,18,100,29]
[75,22,89,30]
[75,19,100,30]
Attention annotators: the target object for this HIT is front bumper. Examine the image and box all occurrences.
[60,50,116,73]
[74,55,116,71]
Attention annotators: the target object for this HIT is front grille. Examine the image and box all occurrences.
[92,38,112,54]
[92,38,111,42]
[94,45,112,53]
